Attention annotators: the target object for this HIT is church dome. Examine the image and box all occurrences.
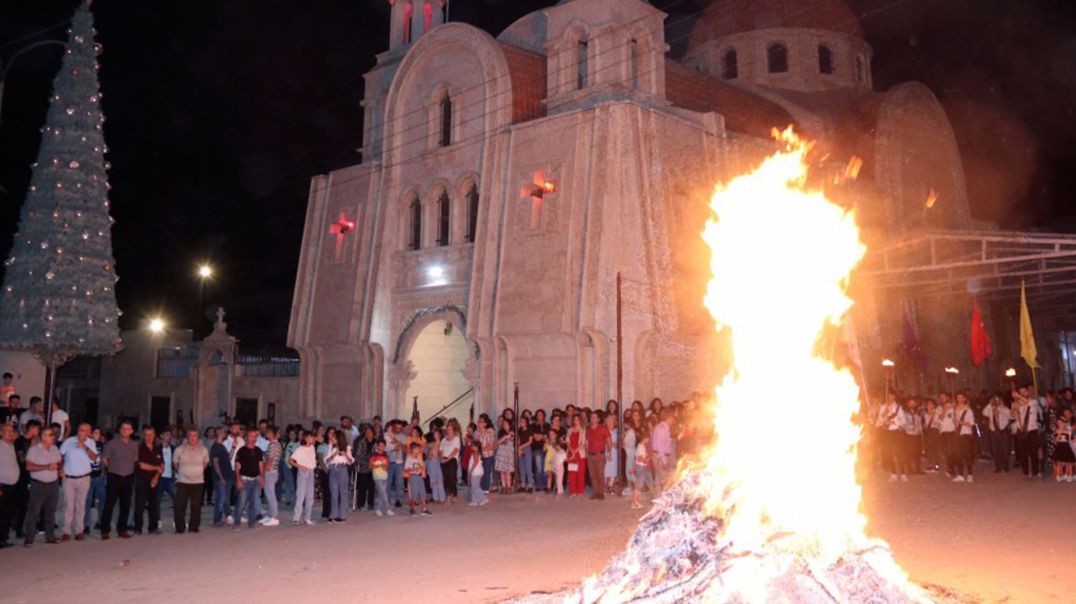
[688,0,862,50]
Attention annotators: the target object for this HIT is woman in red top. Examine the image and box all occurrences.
[566,415,587,496]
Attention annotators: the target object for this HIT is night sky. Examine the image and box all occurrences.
[2,0,1076,345]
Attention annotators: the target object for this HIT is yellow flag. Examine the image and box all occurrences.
[1019,280,1039,370]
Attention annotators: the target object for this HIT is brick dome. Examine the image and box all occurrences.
[688,0,863,49]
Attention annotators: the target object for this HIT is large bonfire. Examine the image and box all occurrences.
[558,129,933,603]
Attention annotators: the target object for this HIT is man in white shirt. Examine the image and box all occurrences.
[50,400,70,441]
[875,393,905,481]
[0,424,20,548]
[18,397,44,433]
[983,396,1012,473]
[1011,386,1042,477]
[936,394,957,476]
[59,423,97,540]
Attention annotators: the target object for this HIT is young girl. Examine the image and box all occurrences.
[427,429,446,503]
[1052,409,1074,482]
[495,418,516,494]
[289,431,317,525]
[551,434,568,497]
[369,440,393,517]
[403,443,430,516]
[604,413,619,494]
[544,429,557,493]
[623,417,637,494]
[632,431,654,509]
[467,441,488,506]
[325,430,354,522]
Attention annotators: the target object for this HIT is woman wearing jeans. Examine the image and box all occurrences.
[260,427,282,527]
[289,431,317,525]
[325,430,354,522]
[476,415,496,492]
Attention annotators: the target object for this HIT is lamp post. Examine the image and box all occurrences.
[195,263,213,338]
[944,367,960,400]
[881,358,894,402]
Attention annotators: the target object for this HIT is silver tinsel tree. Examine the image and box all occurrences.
[0,0,121,367]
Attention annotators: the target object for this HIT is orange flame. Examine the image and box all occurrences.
[925,188,939,209]
[700,127,869,559]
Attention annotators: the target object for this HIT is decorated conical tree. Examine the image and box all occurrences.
[0,1,121,371]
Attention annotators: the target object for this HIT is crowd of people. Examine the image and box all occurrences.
[868,384,1076,483]
[0,372,712,548]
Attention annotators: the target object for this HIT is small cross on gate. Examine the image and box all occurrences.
[520,170,556,229]
[329,211,356,259]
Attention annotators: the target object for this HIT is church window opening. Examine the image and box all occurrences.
[722,49,738,79]
[577,38,589,90]
[403,2,414,45]
[408,196,422,250]
[439,94,452,147]
[465,182,479,243]
[818,45,834,74]
[629,39,639,89]
[436,190,450,246]
[767,43,788,73]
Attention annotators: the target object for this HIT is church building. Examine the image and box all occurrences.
[287,0,971,424]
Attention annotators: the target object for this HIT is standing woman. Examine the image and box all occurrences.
[316,427,332,520]
[531,410,550,491]
[517,416,534,493]
[566,415,587,497]
[325,429,353,522]
[604,412,619,494]
[952,393,976,483]
[202,426,217,506]
[922,399,941,472]
[426,429,446,503]
[440,422,461,504]
[495,418,516,494]
[476,416,496,493]
[622,413,637,493]
[354,425,376,511]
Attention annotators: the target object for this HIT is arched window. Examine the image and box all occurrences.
[767,43,788,73]
[408,196,422,250]
[855,55,865,82]
[439,94,452,147]
[577,38,589,90]
[465,182,479,242]
[436,190,450,246]
[722,49,738,79]
[403,2,413,45]
[818,45,834,74]
[629,39,639,89]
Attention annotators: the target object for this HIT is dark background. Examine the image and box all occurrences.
[2,0,1075,345]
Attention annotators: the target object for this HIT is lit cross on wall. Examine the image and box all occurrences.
[520,170,557,229]
[329,211,356,259]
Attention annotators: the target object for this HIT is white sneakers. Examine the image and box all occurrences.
[952,475,965,482]
[260,517,280,527]
[888,474,898,482]
[376,510,384,516]
[900,475,909,482]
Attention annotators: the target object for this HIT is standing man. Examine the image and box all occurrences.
[386,421,404,508]
[50,399,70,441]
[0,424,20,548]
[233,427,264,530]
[100,421,138,540]
[23,426,62,546]
[0,391,21,427]
[11,420,39,540]
[172,428,209,534]
[0,372,15,406]
[260,426,282,527]
[1012,385,1043,478]
[157,428,176,509]
[83,427,106,535]
[210,428,234,526]
[59,422,97,541]
[585,411,610,501]
[133,426,164,535]
[651,409,674,491]
[983,395,1012,473]
[18,397,44,433]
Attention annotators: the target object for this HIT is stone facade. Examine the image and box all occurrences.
[288,0,974,421]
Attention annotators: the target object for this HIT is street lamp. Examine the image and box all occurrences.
[148,317,166,334]
[944,367,960,400]
[194,263,213,338]
[881,358,895,402]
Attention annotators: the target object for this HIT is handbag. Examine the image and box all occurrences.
[567,462,579,472]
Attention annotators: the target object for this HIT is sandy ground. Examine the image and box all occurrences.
[1,465,1073,603]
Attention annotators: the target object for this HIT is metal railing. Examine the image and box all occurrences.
[156,345,199,378]
[423,387,474,425]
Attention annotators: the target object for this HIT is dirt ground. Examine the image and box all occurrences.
[1,466,1073,603]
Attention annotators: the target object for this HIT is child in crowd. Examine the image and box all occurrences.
[1052,409,1074,482]
[467,441,488,506]
[403,442,430,516]
[369,439,394,516]
[289,430,317,525]
[544,429,557,493]
[632,431,654,510]
[551,434,568,497]
[427,429,446,503]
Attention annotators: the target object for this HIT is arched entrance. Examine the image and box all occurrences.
[402,320,473,427]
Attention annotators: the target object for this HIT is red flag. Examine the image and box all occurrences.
[970,298,992,366]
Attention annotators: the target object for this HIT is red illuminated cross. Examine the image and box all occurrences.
[329,212,356,258]
[520,170,556,229]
